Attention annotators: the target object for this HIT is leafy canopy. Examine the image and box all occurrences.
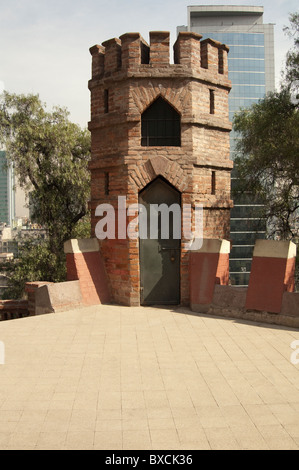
[233,89,299,238]
[283,12,299,98]
[0,92,91,253]
[233,13,299,240]
[0,92,91,298]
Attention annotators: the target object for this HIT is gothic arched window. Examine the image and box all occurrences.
[141,97,181,147]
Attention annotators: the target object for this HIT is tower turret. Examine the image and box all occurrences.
[88,31,233,306]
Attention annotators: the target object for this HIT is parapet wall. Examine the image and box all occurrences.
[0,300,29,321]
[89,31,229,80]
[190,239,299,328]
[1,238,296,329]
[88,30,232,307]
[210,286,299,329]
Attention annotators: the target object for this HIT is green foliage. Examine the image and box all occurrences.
[233,89,299,239]
[233,13,299,241]
[0,92,91,254]
[0,92,91,298]
[71,213,91,239]
[283,12,299,98]
[1,239,66,300]
[0,214,92,300]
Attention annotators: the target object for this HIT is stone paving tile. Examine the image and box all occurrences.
[0,304,298,450]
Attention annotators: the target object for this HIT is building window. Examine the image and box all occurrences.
[104,172,109,195]
[209,89,215,114]
[104,89,109,113]
[211,170,216,195]
[141,97,181,147]
[218,49,224,74]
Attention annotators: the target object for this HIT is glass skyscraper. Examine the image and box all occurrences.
[178,5,275,286]
[0,151,14,226]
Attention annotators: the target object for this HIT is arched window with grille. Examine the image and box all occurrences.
[141,97,181,147]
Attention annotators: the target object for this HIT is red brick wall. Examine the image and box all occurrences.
[189,242,230,310]
[245,241,297,314]
[0,300,29,320]
[88,31,233,306]
[66,252,110,306]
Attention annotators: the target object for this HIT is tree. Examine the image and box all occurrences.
[233,13,299,240]
[1,239,66,300]
[0,92,91,255]
[233,89,299,239]
[283,12,299,102]
[0,92,91,297]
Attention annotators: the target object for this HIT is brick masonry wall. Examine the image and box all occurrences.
[245,240,297,314]
[66,252,110,306]
[25,282,53,315]
[0,300,29,321]
[88,31,233,306]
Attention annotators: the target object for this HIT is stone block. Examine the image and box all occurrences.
[190,239,230,312]
[246,240,297,314]
[64,238,110,306]
[35,281,83,315]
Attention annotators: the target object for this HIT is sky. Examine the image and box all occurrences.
[0,0,298,128]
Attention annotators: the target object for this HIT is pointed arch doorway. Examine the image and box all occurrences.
[139,177,181,305]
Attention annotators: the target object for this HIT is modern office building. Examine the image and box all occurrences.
[0,151,14,226]
[0,151,29,228]
[178,5,275,286]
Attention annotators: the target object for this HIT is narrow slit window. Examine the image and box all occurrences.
[104,172,109,195]
[104,89,109,114]
[209,89,215,115]
[211,171,216,195]
[218,49,224,74]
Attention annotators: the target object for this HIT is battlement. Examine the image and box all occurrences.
[89,31,229,79]
[88,29,233,308]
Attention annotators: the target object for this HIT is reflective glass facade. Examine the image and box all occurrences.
[0,151,9,224]
[200,31,267,286]
[178,6,275,286]
[201,32,266,120]
[0,151,14,226]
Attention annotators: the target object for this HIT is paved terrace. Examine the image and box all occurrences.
[0,304,299,450]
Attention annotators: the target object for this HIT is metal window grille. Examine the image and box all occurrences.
[141,97,181,147]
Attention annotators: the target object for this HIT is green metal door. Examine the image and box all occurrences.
[139,177,181,305]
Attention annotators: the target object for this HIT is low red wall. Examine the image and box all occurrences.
[245,240,296,314]
[64,239,110,306]
[189,239,230,311]
[0,300,29,320]
[66,251,110,305]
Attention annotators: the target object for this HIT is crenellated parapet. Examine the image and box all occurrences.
[87,30,233,307]
[89,31,229,81]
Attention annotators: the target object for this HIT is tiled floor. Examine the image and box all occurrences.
[0,304,299,450]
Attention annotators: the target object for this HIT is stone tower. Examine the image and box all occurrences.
[87,31,233,307]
